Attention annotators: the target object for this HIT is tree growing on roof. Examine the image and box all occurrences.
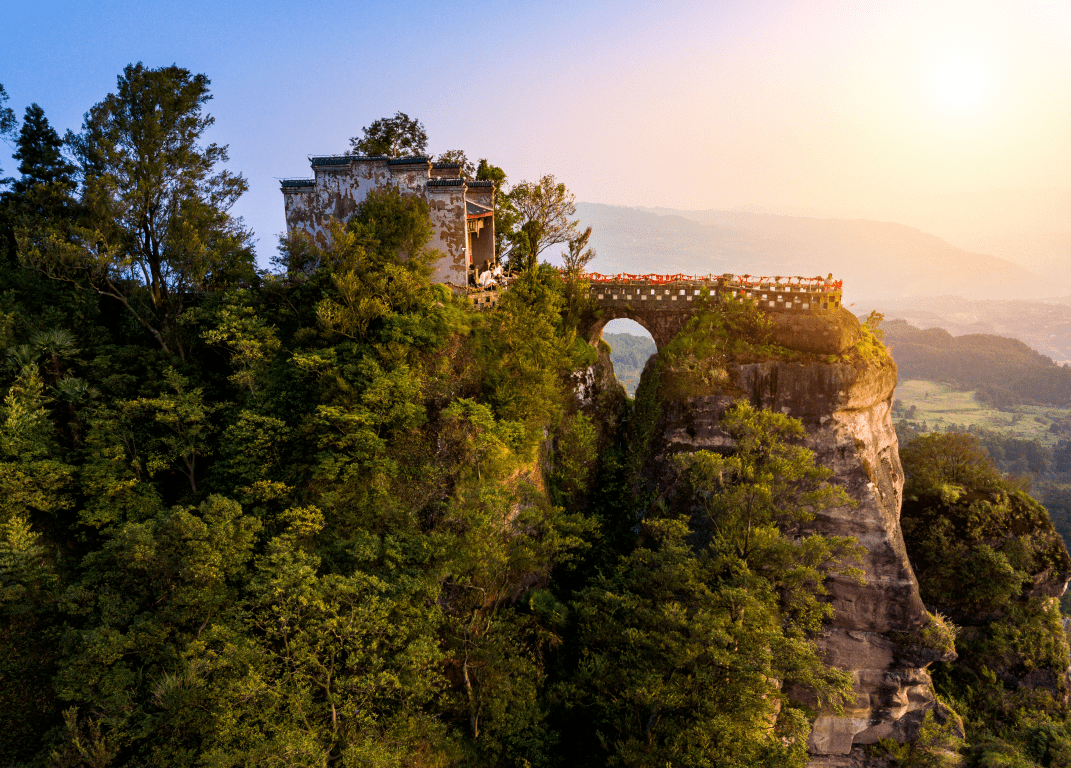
[349,112,428,158]
[435,149,475,179]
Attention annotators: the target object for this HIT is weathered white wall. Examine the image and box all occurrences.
[427,182,469,285]
[282,156,486,286]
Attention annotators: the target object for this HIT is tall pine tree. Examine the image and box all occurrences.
[11,104,76,195]
[0,83,15,180]
[1,103,80,268]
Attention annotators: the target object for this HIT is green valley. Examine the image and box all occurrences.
[893,380,1071,444]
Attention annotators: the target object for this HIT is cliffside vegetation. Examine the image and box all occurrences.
[4,66,1071,768]
[898,432,1071,767]
[0,68,880,767]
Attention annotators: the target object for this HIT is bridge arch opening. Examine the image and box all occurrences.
[598,318,658,397]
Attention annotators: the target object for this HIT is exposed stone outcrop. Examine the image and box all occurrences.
[626,312,957,765]
[572,342,630,436]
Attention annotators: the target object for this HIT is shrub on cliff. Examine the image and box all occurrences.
[900,431,1071,767]
[655,293,791,399]
[560,402,861,767]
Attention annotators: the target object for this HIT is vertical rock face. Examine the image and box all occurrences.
[636,340,950,765]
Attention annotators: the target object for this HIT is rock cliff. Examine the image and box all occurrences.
[616,309,957,766]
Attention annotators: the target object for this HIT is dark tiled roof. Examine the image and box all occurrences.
[309,155,351,167]
[467,201,493,216]
[280,178,316,188]
[467,180,494,187]
[432,162,462,169]
[387,155,431,165]
[427,178,465,187]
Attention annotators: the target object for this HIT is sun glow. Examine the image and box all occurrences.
[931,54,989,113]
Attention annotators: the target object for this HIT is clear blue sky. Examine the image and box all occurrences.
[3,1,1070,267]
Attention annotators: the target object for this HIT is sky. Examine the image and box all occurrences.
[3,0,1070,266]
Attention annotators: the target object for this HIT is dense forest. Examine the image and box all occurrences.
[0,64,867,767]
[896,432,1071,767]
[2,64,1071,767]
[882,319,1071,408]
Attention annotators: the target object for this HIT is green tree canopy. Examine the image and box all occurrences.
[11,104,76,195]
[436,149,475,178]
[1,103,81,233]
[349,111,428,157]
[502,174,579,271]
[565,402,859,767]
[23,63,254,359]
[898,431,1071,767]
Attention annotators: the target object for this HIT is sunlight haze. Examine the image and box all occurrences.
[2,0,1069,273]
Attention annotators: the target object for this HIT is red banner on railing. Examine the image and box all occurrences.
[572,270,841,291]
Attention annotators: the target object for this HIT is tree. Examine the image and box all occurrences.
[435,149,475,179]
[674,402,862,636]
[562,226,595,276]
[0,83,16,179]
[570,518,815,767]
[900,432,1000,495]
[565,404,860,767]
[11,105,76,195]
[22,64,254,359]
[303,187,442,341]
[897,432,1071,767]
[476,159,506,187]
[2,104,80,231]
[502,175,580,272]
[200,292,281,398]
[218,529,448,765]
[123,368,215,495]
[349,112,428,157]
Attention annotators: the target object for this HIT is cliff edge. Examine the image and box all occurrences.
[623,307,957,765]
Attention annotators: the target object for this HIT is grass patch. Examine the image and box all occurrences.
[895,380,1071,447]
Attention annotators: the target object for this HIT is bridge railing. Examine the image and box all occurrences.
[578,272,842,290]
[577,272,843,313]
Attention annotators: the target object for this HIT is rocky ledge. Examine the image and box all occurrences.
[631,311,959,765]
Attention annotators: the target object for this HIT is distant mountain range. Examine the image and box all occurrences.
[575,203,1042,303]
[865,295,1071,364]
[872,187,1071,283]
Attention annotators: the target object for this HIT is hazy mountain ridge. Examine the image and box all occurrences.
[882,319,1071,407]
[638,187,1071,283]
[577,202,1042,302]
[869,295,1071,363]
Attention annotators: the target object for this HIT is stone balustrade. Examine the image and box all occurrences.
[584,273,843,314]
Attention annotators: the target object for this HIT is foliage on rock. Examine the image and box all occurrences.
[656,293,796,399]
[900,431,1071,767]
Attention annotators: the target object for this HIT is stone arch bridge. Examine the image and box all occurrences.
[467,272,859,355]
[581,272,856,355]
